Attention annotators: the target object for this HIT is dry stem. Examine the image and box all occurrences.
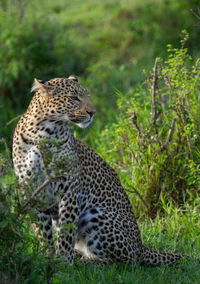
[17,178,52,223]
[191,8,200,20]
[160,118,176,151]
[130,113,141,135]
[125,186,149,210]
[151,58,159,124]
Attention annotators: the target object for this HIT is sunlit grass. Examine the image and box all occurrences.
[50,206,200,284]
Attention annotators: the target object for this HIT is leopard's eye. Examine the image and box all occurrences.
[73,97,80,102]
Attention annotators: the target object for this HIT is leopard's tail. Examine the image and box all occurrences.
[140,245,184,266]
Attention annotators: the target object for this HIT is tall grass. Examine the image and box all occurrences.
[96,35,200,216]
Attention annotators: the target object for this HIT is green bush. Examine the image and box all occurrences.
[97,34,200,217]
[0,140,57,283]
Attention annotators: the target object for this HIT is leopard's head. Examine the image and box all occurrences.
[31,75,96,128]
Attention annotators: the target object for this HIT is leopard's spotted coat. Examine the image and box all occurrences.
[12,75,181,266]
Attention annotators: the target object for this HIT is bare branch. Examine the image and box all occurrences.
[10,226,24,241]
[160,118,176,151]
[191,8,200,20]
[17,178,51,222]
[186,134,194,160]
[17,0,24,21]
[130,112,141,135]
[6,115,21,126]
[151,58,159,124]
[125,186,149,210]
[176,108,195,160]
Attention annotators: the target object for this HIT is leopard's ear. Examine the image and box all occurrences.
[68,75,78,82]
[31,78,54,96]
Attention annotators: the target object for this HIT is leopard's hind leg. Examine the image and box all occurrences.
[75,207,142,264]
[33,209,55,254]
[75,207,182,266]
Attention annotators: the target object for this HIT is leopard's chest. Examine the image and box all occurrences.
[14,141,80,206]
[13,145,43,182]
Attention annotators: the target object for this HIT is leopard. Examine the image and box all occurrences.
[12,75,182,266]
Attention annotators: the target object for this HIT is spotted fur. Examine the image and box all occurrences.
[13,75,182,266]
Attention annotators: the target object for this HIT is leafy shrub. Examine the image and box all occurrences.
[0,140,55,283]
[97,34,200,217]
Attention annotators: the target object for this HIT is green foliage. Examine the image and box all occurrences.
[1,0,200,145]
[0,141,59,283]
[97,35,200,216]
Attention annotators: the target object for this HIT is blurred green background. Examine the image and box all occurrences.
[0,0,199,147]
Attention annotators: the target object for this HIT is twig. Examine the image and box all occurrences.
[0,138,9,152]
[130,113,141,135]
[160,118,176,151]
[0,138,13,169]
[125,186,149,210]
[17,0,24,21]
[177,111,194,160]
[151,58,159,124]
[191,8,200,20]
[10,227,24,242]
[17,178,51,222]
[6,115,21,126]
[186,133,194,160]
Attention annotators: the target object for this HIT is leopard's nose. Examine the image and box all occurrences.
[87,110,96,117]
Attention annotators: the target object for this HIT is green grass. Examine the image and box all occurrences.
[50,261,200,284]
[1,192,199,283]
[5,258,200,284]
[50,207,200,284]
[51,203,200,284]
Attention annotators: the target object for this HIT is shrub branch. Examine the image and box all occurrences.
[17,178,52,222]
[125,186,149,210]
[130,112,141,135]
[151,58,159,124]
[160,118,176,151]
[190,8,200,20]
